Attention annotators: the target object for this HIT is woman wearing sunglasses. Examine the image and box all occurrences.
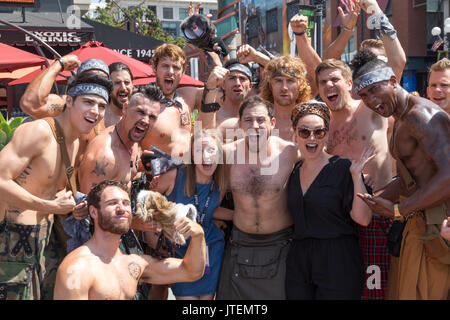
[285,100,375,299]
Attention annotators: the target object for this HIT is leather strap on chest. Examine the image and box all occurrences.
[390,121,416,191]
[43,117,78,194]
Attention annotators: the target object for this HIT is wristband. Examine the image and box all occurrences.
[293,30,306,37]
[394,204,404,222]
[57,58,65,70]
[343,26,355,32]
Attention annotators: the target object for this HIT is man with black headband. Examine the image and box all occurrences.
[216,59,253,142]
[353,50,450,300]
[0,73,112,300]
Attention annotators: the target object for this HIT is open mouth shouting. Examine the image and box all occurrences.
[130,122,149,141]
[327,93,339,103]
[374,103,387,115]
[305,142,318,153]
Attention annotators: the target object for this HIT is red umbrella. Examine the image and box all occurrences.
[0,43,47,72]
[9,41,204,87]
[9,41,154,85]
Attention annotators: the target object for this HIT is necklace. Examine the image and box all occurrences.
[115,125,137,168]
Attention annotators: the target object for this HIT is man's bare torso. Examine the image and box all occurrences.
[8,120,77,225]
[226,137,296,234]
[327,101,392,190]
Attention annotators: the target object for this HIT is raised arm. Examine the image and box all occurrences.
[0,120,75,213]
[140,217,206,284]
[290,14,322,97]
[236,44,271,68]
[20,55,80,118]
[323,0,361,60]
[359,0,406,79]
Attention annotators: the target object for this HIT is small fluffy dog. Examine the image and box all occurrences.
[135,190,197,245]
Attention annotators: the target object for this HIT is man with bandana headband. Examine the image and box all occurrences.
[353,50,450,300]
[0,73,112,300]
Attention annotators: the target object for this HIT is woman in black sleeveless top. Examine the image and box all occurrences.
[286,101,374,299]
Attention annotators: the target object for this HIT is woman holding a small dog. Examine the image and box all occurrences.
[163,129,231,300]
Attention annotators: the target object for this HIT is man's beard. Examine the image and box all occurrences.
[111,95,124,110]
[98,210,131,235]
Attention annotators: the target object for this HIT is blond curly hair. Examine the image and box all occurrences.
[260,56,311,105]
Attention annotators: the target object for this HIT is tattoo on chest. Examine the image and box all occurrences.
[14,165,32,186]
[92,158,109,176]
[327,118,358,153]
[128,262,141,280]
[180,111,190,127]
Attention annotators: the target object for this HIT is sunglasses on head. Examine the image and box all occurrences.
[296,127,327,139]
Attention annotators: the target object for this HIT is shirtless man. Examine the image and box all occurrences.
[140,43,228,159]
[216,96,300,300]
[215,59,253,142]
[427,58,450,114]
[54,180,206,300]
[19,57,111,162]
[105,62,134,128]
[0,73,111,300]
[353,50,450,300]
[291,0,407,299]
[259,55,311,142]
[78,85,161,194]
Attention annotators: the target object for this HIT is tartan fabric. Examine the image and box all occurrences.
[356,214,393,300]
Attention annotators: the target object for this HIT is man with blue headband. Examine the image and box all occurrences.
[0,73,112,300]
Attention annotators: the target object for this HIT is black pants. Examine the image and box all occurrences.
[285,236,364,300]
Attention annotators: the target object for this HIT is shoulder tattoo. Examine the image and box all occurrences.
[180,111,190,127]
[128,262,141,280]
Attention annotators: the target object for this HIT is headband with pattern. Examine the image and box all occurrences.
[353,67,394,93]
[291,101,330,129]
[67,83,110,103]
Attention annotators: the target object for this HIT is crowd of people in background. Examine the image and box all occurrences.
[0,0,448,300]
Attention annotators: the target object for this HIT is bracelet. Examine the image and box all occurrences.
[394,204,405,222]
[57,58,64,70]
[293,30,306,37]
[343,26,355,32]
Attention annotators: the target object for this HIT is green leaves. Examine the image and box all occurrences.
[89,1,186,47]
[0,114,23,151]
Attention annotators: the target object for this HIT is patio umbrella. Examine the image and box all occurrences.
[9,41,154,85]
[0,43,47,72]
[9,41,204,88]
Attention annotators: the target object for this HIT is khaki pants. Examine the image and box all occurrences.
[386,215,450,300]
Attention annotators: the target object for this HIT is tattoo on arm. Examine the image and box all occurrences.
[48,104,64,114]
[91,158,109,177]
[14,165,32,186]
[128,262,141,280]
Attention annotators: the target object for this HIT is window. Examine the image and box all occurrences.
[163,7,173,20]
[209,9,218,20]
[162,21,179,38]
[179,8,189,20]
[199,8,204,15]
[266,8,278,33]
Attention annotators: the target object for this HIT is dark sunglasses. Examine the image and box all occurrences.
[296,127,328,139]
